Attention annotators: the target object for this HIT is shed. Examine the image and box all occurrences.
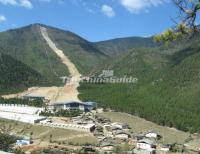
[100,141,115,152]
[160,144,173,152]
[136,139,156,150]
[16,139,32,146]
[113,130,129,139]
[145,131,162,139]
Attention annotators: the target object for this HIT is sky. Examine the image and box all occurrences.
[0,0,179,42]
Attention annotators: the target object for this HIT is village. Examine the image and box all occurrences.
[0,94,200,154]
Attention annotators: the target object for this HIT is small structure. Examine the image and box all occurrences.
[113,130,129,140]
[132,148,156,154]
[82,144,95,152]
[104,125,121,132]
[84,101,97,110]
[145,131,162,139]
[111,122,129,130]
[136,139,156,150]
[134,134,145,140]
[16,139,32,146]
[160,144,173,152]
[100,141,115,152]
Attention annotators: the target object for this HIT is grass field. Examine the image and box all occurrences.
[99,112,190,144]
[0,119,87,142]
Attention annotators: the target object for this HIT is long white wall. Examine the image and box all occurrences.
[0,111,46,124]
[0,104,44,115]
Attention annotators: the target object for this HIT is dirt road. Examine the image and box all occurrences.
[2,27,82,104]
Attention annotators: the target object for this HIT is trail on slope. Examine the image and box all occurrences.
[40,27,81,103]
[2,27,82,103]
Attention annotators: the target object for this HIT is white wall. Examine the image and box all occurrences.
[136,143,152,150]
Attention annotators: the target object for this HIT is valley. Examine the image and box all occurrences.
[0,24,199,154]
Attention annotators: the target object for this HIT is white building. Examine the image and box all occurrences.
[16,139,32,146]
[113,130,129,139]
[132,148,156,154]
[0,111,47,124]
[111,122,129,130]
[0,104,46,124]
[160,144,172,152]
[145,131,162,139]
[0,104,44,115]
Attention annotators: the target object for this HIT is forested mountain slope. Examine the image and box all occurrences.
[0,24,109,94]
[79,33,200,133]
[45,25,108,74]
[0,24,69,85]
[0,53,48,94]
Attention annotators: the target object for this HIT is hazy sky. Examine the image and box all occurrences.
[0,0,179,41]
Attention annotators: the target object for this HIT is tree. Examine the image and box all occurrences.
[174,0,200,30]
[154,0,200,42]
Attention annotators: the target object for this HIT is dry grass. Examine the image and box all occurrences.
[0,119,88,142]
[99,112,190,144]
[68,136,98,146]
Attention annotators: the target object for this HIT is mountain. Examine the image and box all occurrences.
[0,24,108,94]
[42,24,108,74]
[1,23,199,132]
[0,53,48,94]
[79,33,200,133]
[0,24,69,86]
[94,36,156,56]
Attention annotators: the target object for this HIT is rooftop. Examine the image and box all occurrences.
[0,104,44,115]
[0,111,46,123]
[138,139,155,145]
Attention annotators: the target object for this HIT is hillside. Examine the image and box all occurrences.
[79,33,200,133]
[0,53,48,94]
[45,25,108,74]
[94,36,155,56]
[0,24,108,94]
[0,24,69,86]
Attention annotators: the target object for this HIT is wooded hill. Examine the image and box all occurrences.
[0,24,108,94]
[79,33,200,133]
[0,53,48,94]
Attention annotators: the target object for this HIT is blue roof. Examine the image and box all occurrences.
[51,101,96,107]
[85,102,97,106]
